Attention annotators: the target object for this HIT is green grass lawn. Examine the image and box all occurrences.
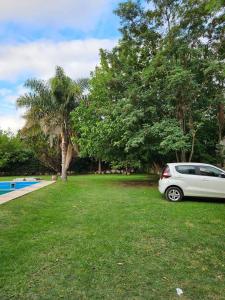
[0,175,224,300]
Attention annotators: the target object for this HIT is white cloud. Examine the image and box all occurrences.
[0,85,27,105]
[0,38,117,131]
[0,0,119,132]
[0,39,117,81]
[0,85,27,132]
[0,113,26,133]
[0,0,114,31]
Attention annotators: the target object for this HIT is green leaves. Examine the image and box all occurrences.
[73,0,224,166]
[0,131,32,169]
[151,120,191,154]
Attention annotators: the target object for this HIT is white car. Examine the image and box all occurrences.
[158,163,225,201]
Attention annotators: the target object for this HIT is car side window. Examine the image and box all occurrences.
[199,166,224,177]
[175,165,196,175]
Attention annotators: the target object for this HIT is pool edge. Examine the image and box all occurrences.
[0,181,56,205]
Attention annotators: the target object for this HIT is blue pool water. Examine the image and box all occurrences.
[0,181,38,196]
[0,190,10,195]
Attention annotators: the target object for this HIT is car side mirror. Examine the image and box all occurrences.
[220,173,225,178]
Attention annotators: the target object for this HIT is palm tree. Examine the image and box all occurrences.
[17,66,88,181]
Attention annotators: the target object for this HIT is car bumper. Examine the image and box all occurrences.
[158,179,166,194]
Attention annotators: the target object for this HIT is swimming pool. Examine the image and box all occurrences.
[0,190,10,195]
[0,181,39,196]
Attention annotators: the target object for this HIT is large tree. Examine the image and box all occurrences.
[17,66,87,180]
[73,0,224,168]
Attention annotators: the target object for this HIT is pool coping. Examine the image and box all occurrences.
[0,181,55,205]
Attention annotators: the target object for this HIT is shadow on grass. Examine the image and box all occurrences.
[183,196,225,204]
[119,180,155,187]
[114,178,159,188]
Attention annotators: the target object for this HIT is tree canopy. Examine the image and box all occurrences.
[72,0,225,169]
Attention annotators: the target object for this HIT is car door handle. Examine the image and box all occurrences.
[202,178,209,181]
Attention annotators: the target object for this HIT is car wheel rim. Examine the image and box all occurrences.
[168,189,180,201]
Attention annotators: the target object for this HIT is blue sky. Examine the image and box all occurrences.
[0,0,125,132]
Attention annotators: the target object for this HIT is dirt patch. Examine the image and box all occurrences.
[117,180,157,188]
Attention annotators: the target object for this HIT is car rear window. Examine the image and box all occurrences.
[175,165,196,175]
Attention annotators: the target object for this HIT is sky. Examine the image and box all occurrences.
[0,0,125,132]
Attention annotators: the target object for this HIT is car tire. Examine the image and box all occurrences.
[165,186,183,202]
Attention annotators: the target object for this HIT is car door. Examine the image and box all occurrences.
[196,165,225,198]
[173,165,202,196]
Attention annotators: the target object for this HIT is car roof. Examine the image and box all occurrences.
[167,162,216,167]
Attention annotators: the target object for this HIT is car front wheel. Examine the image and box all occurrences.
[165,187,183,202]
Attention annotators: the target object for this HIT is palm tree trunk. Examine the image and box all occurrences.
[65,143,74,171]
[61,132,67,181]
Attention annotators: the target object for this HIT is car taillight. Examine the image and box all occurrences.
[161,166,171,179]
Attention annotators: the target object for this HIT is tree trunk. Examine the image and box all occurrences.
[65,143,74,171]
[175,151,179,162]
[177,103,187,162]
[218,102,224,143]
[61,132,68,181]
[189,131,196,162]
[98,159,102,174]
[181,150,186,162]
